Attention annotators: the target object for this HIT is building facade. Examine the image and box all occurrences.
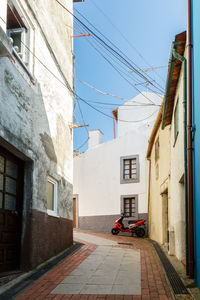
[73,93,161,232]
[148,32,187,267]
[147,105,171,247]
[0,0,74,272]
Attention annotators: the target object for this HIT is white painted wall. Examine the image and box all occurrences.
[88,130,104,149]
[73,93,161,219]
[118,92,162,138]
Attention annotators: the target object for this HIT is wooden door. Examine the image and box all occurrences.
[73,197,76,228]
[0,147,24,272]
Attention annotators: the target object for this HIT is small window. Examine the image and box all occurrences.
[174,99,179,143]
[155,164,159,180]
[121,195,138,219]
[155,138,160,162]
[6,3,30,66]
[47,177,58,216]
[120,155,139,183]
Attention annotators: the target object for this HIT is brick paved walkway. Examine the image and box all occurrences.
[14,230,173,300]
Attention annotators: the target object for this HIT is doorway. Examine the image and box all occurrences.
[0,147,24,272]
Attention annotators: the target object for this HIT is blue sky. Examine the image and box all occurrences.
[73,0,186,152]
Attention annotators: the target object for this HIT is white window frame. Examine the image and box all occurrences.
[47,176,58,217]
[6,0,32,67]
[7,27,28,62]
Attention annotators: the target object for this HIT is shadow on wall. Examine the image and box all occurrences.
[0,56,73,271]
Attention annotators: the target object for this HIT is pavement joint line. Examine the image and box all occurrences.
[0,242,83,300]
[7,231,178,299]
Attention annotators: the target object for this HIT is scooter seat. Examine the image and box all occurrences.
[128,219,144,224]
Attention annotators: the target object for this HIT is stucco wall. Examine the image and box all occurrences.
[74,131,149,218]
[169,64,186,262]
[73,92,163,232]
[148,124,171,245]
[118,92,161,137]
[0,0,73,269]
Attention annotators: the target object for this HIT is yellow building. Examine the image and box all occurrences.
[147,32,187,265]
[147,104,171,246]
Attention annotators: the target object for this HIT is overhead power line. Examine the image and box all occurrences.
[75,78,160,105]
[55,0,165,94]
[73,6,165,93]
[74,97,160,107]
[88,0,167,84]
[7,2,160,131]
[77,96,158,123]
[78,32,160,105]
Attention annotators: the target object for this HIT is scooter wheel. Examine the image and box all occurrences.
[136,227,145,238]
[111,228,120,235]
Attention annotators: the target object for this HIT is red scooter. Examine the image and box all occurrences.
[111,215,146,237]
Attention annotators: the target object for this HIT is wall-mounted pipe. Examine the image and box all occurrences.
[187,0,195,279]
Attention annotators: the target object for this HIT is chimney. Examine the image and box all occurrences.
[88,130,103,149]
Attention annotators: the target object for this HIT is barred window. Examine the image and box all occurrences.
[155,138,160,162]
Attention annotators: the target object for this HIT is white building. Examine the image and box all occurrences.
[73,92,162,232]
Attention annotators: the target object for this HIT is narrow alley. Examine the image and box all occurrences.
[8,231,178,300]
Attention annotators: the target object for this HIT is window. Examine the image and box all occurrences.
[174,99,179,143]
[47,177,58,216]
[120,155,139,184]
[121,195,138,219]
[155,163,159,180]
[155,138,160,162]
[6,2,30,66]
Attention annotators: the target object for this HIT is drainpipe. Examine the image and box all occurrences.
[147,158,151,236]
[187,0,194,279]
[172,46,189,275]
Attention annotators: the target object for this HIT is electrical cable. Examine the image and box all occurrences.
[56,0,165,94]
[88,0,167,84]
[75,137,89,151]
[7,3,160,127]
[7,3,156,108]
[73,18,163,100]
[75,78,139,102]
[74,97,160,107]
[80,32,160,105]
[77,96,158,123]
[74,6,165,92]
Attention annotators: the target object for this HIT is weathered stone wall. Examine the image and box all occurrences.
[0,0,73,269]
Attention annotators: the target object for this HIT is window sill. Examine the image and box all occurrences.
[47,209,59,218]
[120,179,139,184]
[12,48,36,84]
